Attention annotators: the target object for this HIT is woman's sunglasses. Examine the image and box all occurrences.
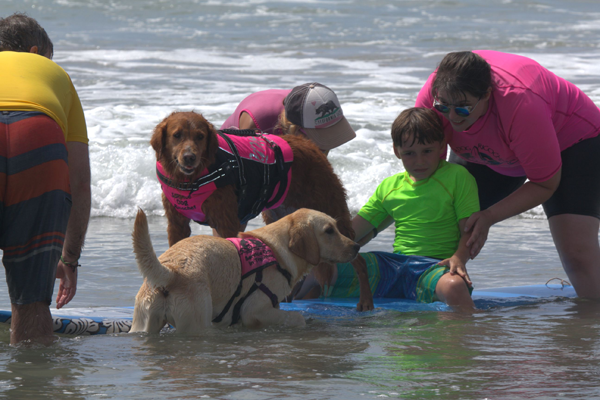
[433,98,481,117]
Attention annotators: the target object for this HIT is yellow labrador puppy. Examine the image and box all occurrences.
[130,208,359,334]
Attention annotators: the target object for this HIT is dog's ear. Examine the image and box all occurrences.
[288,219,321,265]
[151,115,170,160]
[203,119,219,167]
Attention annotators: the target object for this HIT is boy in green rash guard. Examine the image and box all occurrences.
[294,107,479,312]
[356,107,479,312]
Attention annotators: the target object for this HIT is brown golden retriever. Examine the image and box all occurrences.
[151,111,373,311]
[131,208,360,333]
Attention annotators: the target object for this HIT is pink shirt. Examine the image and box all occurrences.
[416,50,600,182]
[221,89,292,134]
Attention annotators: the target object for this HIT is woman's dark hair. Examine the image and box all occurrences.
[0,13,53,59]
[391,107,444,148]
[431,51,491,100]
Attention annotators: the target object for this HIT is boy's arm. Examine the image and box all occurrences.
[352,215,394,247]
[352,215,376,246]
[438,218,473,287]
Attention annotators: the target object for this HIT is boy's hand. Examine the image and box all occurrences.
[438,256,472,288]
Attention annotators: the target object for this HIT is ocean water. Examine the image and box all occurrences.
[0,0,599,398]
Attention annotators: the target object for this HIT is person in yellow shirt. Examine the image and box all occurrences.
[0,13,91,345]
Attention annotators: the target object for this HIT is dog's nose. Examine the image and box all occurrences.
[353,243,360,253]
[183,153,196,165]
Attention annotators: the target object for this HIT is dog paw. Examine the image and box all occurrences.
[356,301,375,312]
[284,311,306,328]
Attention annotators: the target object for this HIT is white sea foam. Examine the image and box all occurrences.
[74,46,600,218]
[42,8,600,221]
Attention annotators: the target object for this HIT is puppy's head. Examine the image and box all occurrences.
[288,209,359,266]
[151,111,219,180]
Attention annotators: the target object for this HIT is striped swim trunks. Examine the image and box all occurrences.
[0,111,72,305]
[326,252,473,303]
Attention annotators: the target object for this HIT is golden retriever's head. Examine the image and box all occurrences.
[151,111,219,180]
[287,209,359,266]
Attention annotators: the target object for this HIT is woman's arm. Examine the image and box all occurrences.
[238,112,258,130]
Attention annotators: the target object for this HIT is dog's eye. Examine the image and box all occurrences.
[325,226,335,235]
[173,131,182,139]
[196,134,205,141]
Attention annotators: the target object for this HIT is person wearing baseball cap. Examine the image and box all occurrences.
[220,82,356,154]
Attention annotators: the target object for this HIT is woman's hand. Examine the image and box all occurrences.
[463,170,561,259]
[464,209,494,259]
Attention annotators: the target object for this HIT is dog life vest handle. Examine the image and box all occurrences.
[217,131,247,205]
[219,130,290,223]
[218,129,273,222]
[248,142,273,218]
[220,128,260,137]
[238,133,289,217]
[263,136,289,209]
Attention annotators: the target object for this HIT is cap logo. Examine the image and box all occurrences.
[284,82,345,129]
[314,100,340,125]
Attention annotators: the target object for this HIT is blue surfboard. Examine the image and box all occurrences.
[0,284,576,335]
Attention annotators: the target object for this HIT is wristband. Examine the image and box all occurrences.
[60,255,80,271]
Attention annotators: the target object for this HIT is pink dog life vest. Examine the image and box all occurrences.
[212,237,293,326]
[157,130,293,225]
[226,237,278,277]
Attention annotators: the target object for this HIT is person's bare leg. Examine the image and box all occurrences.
[435,273,475,313]
[549,214,600,299]
[10,302,55,346]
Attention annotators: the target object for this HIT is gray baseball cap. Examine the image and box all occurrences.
[284,83,356,150]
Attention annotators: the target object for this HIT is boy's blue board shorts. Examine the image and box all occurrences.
[324,252,472,303]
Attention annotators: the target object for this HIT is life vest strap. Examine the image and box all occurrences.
[212,279,244,324]
[263,136,289,209]
[212,261,291,326]
[156,160,238,195]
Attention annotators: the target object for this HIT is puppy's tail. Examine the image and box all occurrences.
[132,208,174,288]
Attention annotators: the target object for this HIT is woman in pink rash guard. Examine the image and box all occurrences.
[221,83,356,155]
[415,50,600,299]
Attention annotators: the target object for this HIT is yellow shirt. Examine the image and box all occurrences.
[0,52,88,143]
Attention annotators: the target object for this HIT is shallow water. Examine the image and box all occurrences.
[1,0,600,398]
[0,294,598,399]
[1,217,598,399]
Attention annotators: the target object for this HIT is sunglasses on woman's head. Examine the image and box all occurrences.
[433,98,481,117]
